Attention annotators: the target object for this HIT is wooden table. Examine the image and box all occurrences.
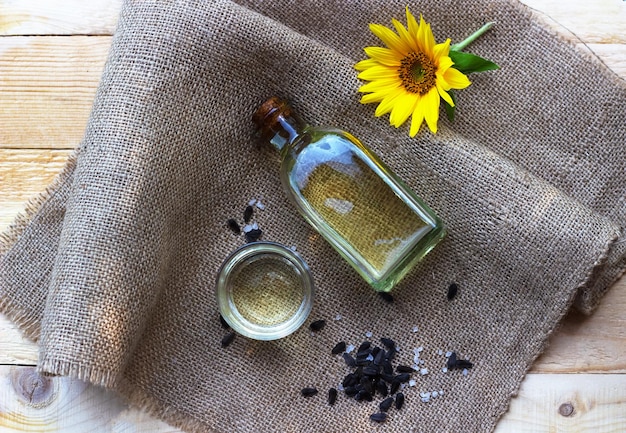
[0,1,624,431]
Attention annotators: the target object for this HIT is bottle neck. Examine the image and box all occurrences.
[268,113,305,152]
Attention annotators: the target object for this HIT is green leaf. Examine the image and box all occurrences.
[444,91,457,122]
[449,50,499,74]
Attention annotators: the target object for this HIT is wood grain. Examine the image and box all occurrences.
[0,365,178,432]
[0,36,110,149]
[0,0,120,36]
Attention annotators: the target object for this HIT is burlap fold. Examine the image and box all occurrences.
[1,0,624,432]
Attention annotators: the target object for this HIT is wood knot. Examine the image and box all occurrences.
[10,367,57,408]
[558,402,575,417]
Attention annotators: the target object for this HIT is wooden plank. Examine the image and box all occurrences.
[0,366,624,432]
[0,0,624,43]
[533,276,626,374]
[0,365,180,432]
[0,36,110,149]
[496,373,626,432]
[0,0,121,36]
[0,149,70,232]
[520,0,626,43]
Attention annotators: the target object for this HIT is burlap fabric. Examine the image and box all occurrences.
[1,0,624,431]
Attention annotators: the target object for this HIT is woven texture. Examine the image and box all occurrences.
[1,0,625,432]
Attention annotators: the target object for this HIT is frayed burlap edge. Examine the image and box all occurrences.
[0,151,79,342]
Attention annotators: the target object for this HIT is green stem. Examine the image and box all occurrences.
[450,22,495,52]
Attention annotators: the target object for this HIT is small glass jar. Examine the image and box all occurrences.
[215,242,314,340]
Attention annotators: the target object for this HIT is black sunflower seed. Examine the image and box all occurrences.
[395,392,405,410]
[382,360,393,375]
[447,352,458,370]
[343,353,357,367]
[373,349,386,366]
[243,205,254,223]
[344,386,358,397]
[301,387,318,397]
[396,365,415,373]
[227,218,241,235]
[332,341,346,355]
[379,396,394,412]
[447,282,459,300]
[355,390,372,402]
[370,413,387,423]
[455,359,474,369]
[363,366,380,377]
[381,373,395,383]
[378,291,394,303]
[380,337,395,351]
[328,388,337,405]
[221,332,235,348]
[376,381,388,397]
[394,373,411,383]
[309,319,326,332]
[358,341,371,352]
[390,378,401,394]
[245,228,263,243]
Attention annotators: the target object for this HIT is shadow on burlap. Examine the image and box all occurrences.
[1,0,624,432]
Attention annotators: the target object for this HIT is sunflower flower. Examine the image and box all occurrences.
[355,7,497,136]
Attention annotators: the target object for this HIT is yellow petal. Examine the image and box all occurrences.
[369,23,405,54]
[443,67,471,90]
[417,15,435,56]
[374,90,403,117]
[433,39,451,61]
[357,65,401,80]
[389,93,419,127]
[364,47,401,66]
[392,18,418,53]
[405,7,419,37]
[355,58,381,71]
[409,101,426,137]
[436,81,454,107]
[358,78,402,93]
[422,88,440,133]
[360,92,386,104]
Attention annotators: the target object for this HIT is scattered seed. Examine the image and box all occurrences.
[455,359,474,369]
[332,341,347,355]
[301,387,318,397]
[446,352,458,370]
[370,413,387,423]
[309,319,326,332]
[243,205,254,223]
[390,379,401,394]
[245,228,262,242]
[221,332,235,348]
[376,381,388,397]
[380,338,396,351]
[328,388,337,405]
[447,282,459,300]
[227,219,241,235]
[395,392,405,410]
[394,373,411,383]
[379,396,394,412]
[343,353,357,367]
[396,365,415,373]
[378,292,394,303]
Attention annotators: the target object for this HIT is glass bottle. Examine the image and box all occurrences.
[252,97,445,292]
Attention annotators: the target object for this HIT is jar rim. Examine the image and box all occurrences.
[215,241,315,340]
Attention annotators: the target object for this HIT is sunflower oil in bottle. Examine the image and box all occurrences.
[252,97,445,292]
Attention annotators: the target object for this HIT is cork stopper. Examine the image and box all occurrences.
[252,96,293,140]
